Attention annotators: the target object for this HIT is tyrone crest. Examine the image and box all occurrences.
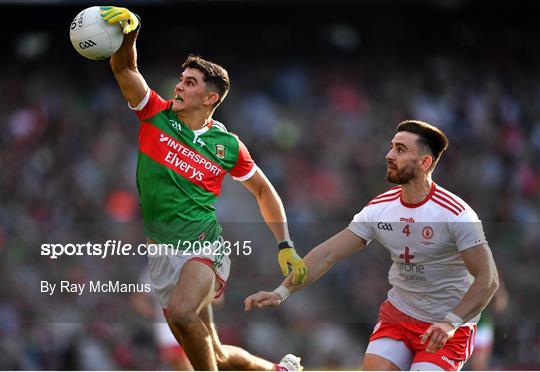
[215,144,226,159]
[422,226,434,240]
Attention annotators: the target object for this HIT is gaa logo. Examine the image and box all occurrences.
[422,226,434,240]
[78,39,97,49]
[168,119,182,132]
[377,222,393,231]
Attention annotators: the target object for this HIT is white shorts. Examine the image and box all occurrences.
[147,237,231,309]
[474,323,494,350]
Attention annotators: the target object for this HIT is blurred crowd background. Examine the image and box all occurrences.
[1,0,539,370]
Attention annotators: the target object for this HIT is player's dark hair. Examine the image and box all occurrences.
[396,120,449,170]
[182,54,230,108]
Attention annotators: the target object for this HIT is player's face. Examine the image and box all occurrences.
[386,132,423,184]
[171,68,210,112]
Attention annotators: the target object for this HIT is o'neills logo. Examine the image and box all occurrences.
[400,217,415,223]
[441,356,456,367]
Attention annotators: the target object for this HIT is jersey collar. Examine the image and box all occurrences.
[193,119,213,136]
[400,182,436,208]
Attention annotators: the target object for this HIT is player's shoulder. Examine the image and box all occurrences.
[208,120,240,141]
[207,120,246,156]
[210,119,229,134]
[351,186,400,222]
[431,184,477,218]
[366,186,402,207]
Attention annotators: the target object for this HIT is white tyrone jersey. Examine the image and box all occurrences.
[348,182,487,323]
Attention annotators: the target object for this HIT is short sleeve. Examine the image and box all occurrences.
[129,89,170,121]
[450,209,488,252]
[347,207,375,245]
[230,138,257,181]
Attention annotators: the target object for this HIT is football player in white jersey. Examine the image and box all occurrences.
[245,120,499,371]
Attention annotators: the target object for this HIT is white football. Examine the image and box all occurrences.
[69,6,124,60]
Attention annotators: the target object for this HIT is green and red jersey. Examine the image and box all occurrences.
[132,89,257,245]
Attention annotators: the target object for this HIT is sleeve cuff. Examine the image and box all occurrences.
[128,88,151,111]
[457,240,488,252]
[346,225,371,245]
[232,164,258,182]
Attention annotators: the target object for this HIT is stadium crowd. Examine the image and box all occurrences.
[1,3,539,370]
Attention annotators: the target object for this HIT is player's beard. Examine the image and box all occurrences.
[386,162,416,184]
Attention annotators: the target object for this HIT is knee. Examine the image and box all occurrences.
[215,352,230,370]
[209,343,230,370]
[168,307,199,330]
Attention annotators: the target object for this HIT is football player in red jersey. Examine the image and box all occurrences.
[99,5,306,371]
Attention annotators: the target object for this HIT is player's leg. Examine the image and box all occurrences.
[199,303,276,371]
[166,302,301,371]
[363,338,413,370]
[166,260,218,370]
[363,301,416,370]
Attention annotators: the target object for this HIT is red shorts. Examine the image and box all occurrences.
[370,301,476,371]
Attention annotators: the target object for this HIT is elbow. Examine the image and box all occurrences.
[483,271,499,300]
[475,270,499,301]
[110,59,123,75]
[256,184,267,201]
[490,272,500,295]
[110,54,137,75]
[323,255,334,268]
[323,248,337,268]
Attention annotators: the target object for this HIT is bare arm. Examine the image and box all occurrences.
[452,244,499,322]
[110,29,148,107]
[244,229,365,310]
[282,229,366,293]
[420,243,499,353]
[241,168,289,242]
[242,168,310,283]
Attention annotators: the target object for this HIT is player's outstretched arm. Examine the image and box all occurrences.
[241,169,307,285]
[100,6,148,108]
[244,229,365,310]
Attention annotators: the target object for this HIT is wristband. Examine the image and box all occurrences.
[134,13,142,31]
[444,312,464,329]
[273,285,290,301]
[278,240,294,250]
